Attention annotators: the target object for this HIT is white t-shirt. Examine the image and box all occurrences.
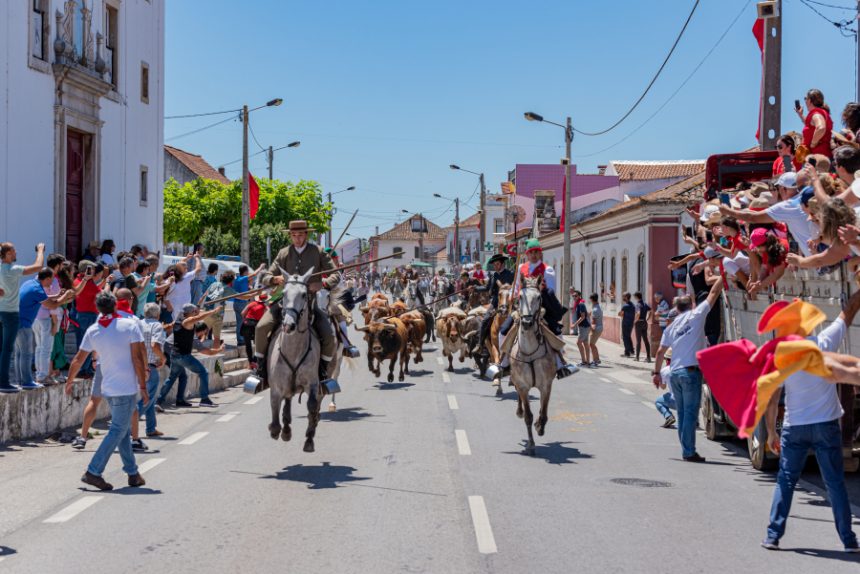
[165,276,192,311]
[782,318,845,427]
[765,199,815,256]
[660,300,711,370]
[80,317,144,397]
[660,364,674,399]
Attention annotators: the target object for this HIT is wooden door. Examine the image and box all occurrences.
[66,131,85,259]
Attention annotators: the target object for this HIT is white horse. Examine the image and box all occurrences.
[315,283,353,413]
[267,267,324,453]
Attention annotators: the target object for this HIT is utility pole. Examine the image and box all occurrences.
[478,172,486,260]
[759,0,782,151]
[326,192,333,248]
[418,213,425,264]
[241,105,250,264]
[454,198,460,268]
[563,116,572,334]
[268,145,273,180]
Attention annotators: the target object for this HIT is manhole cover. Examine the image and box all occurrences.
[609,478,674,488]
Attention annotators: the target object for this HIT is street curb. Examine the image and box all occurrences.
[562,337,654,374]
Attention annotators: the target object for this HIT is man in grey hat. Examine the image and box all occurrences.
[471,253,515,355]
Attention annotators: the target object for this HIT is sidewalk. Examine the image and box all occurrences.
[562,334,654,373]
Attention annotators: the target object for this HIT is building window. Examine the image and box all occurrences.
[31,1,48,62]
[139,166,148,206]
[410,217,427,233]
[414,246,420,259]
[637,252,645,293]
[600,257,606,295]
[591,260,597,294]
[393,247,403,259]
[610,257,617,299]
[579,261,584,292]
[105,4,119,87]
[74,2,85,60]
[494,218,504,234]
[621,256,628,294]
[140,62,150,104]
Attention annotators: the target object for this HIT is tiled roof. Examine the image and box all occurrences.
[610,160,705,182]
[164,145,231,184]
[372,215,448,242]
[582,170,705,225]
[459,212,481,227]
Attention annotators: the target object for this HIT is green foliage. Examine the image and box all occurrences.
[163,177,332,266]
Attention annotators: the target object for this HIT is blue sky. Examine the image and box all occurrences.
[165,0,859,236]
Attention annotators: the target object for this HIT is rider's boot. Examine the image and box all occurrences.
[253,354,269,393]
[554,352,578,380]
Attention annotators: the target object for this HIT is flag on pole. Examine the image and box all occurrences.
[249,172,260,220]
[752,17,765,141]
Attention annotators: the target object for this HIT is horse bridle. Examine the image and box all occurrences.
[281,278,312,334]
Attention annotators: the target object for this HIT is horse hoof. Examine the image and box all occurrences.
[387,374,394,383]
[281,427,292,442]
[495,386,503,397]
[536,426,545,437]
[303,439,315,453]
[269,425,281,440]
[516,409,524,419]
[328,403,337,413]
[399,373,405,382]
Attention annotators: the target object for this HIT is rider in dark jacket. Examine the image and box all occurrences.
[472,254,515,354]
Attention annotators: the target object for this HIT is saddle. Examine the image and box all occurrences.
[500,312,566,355]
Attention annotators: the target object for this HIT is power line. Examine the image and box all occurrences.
[797,0,858,36]
[573,0,701,137]
[248,119,267,153]
[165,115,237,143]
[573,0,751,159]
[801,0,856,10]
[165,108,240,120]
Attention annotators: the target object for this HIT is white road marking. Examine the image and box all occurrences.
[607,370,650,385]
[178,431,209,445]
[244,396,264,405]
[436,356,445,366]
[44,496,103,523]
[447,395,459,410]
[442,373,451,383]
[138,458,166,474]
[468,496,498,554]
[641,400,655,409]
[599,377,612,383]
[455,429,472,455]
[216,411,241,422]
[617,388,635,396]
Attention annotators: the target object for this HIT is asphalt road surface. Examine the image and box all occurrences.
[1,338,859,573]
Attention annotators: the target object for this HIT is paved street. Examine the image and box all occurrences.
[1,338,859,573]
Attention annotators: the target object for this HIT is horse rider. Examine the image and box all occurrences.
[323,247,363,357]
[253,220,340,387]
[471,253,515,355]
[491,238,575,380]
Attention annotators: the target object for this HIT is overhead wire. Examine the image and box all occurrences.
[248,119,268,153]
[165,115,237,143]
[573,0,751,159]
[797,0,858,35]
[165,108,240,120]
[572,0,701,136]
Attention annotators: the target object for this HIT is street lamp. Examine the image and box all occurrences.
[242,97,283,263]
[524,110,573,334]
[266,140,301,180]
[327,186,356,248]
[449,164,487,261]
[433,192,460,266]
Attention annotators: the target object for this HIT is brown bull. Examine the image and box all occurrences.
[360,296,391,324]
[356,318,409,383]
[398,310,426,365]
[389,300,408,317]
[435,311,473,371]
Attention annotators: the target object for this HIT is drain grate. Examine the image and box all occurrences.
[610,478,674,488]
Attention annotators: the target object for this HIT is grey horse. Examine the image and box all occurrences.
[510,277,557,455]
[267,267,323,453]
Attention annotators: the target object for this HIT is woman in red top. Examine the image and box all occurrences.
[772,134,801,176]
[797,89,833,158]
[72,262,108,377]
[240,293,268,368]
[747,229,788,298]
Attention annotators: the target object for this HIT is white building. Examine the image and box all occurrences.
[370,214,447,268]
[0,0,165,258]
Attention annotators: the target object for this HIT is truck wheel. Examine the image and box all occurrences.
[700,384,724,441]
[748,418,778,471]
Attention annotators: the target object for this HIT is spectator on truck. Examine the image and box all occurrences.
[786,196,855,270]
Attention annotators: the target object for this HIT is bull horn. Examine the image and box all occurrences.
[464,330,477,340]
[359,305,368,311]
[381,323,397,331]
[355,325,370,332]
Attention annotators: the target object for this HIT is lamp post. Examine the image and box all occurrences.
[327,186,355,248]
[449,164,486,259]
[524,111,573,334]
[433,192,460,267]
[267,140,300,180]
[242,97,283,263]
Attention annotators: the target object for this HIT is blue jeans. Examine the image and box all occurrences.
[233,301,247,344]
[0,311,19,388]
[75,311,98,376]
[655,391,676,420]
[138,367,161,435]
[159,353,209,403]
[13,327,35,386]
[190,280,203,309]
[669,367,703,458]
[767,419,857,547]
[87,394,139,477]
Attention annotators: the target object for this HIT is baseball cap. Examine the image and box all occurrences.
[776,172,797,189]
[703,246,722,259]
[750,228,769,248]
[799,186,815,206]
[699,203,721,223]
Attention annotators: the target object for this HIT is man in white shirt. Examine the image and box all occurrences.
[65,292,148,491]
[761,290,860,552]
[652,278,723,462]
[163,255,202,320]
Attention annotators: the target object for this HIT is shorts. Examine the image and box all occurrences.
[91,365,103,398]
[722,253,750,277]
[589,328,603,345]
[577,327,591,342]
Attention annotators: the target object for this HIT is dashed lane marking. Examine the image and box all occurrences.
[455,429,472,455]
[138,458,166,474]
[442,373,451,383]
[178,431,209,445]
[617,388,635,396]
[468,496,498,554]
[607,370,650,386]
[44,496,103,524]
[436,357,445,366]
[244,396,264,405]
[599,377,612,383]
[641,400,655,409]
[447,395,459,410]
[216,412,241,422]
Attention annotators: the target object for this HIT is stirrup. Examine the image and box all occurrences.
[556,363,579,380]
[320,378,341,395]
[343,345,361,358]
